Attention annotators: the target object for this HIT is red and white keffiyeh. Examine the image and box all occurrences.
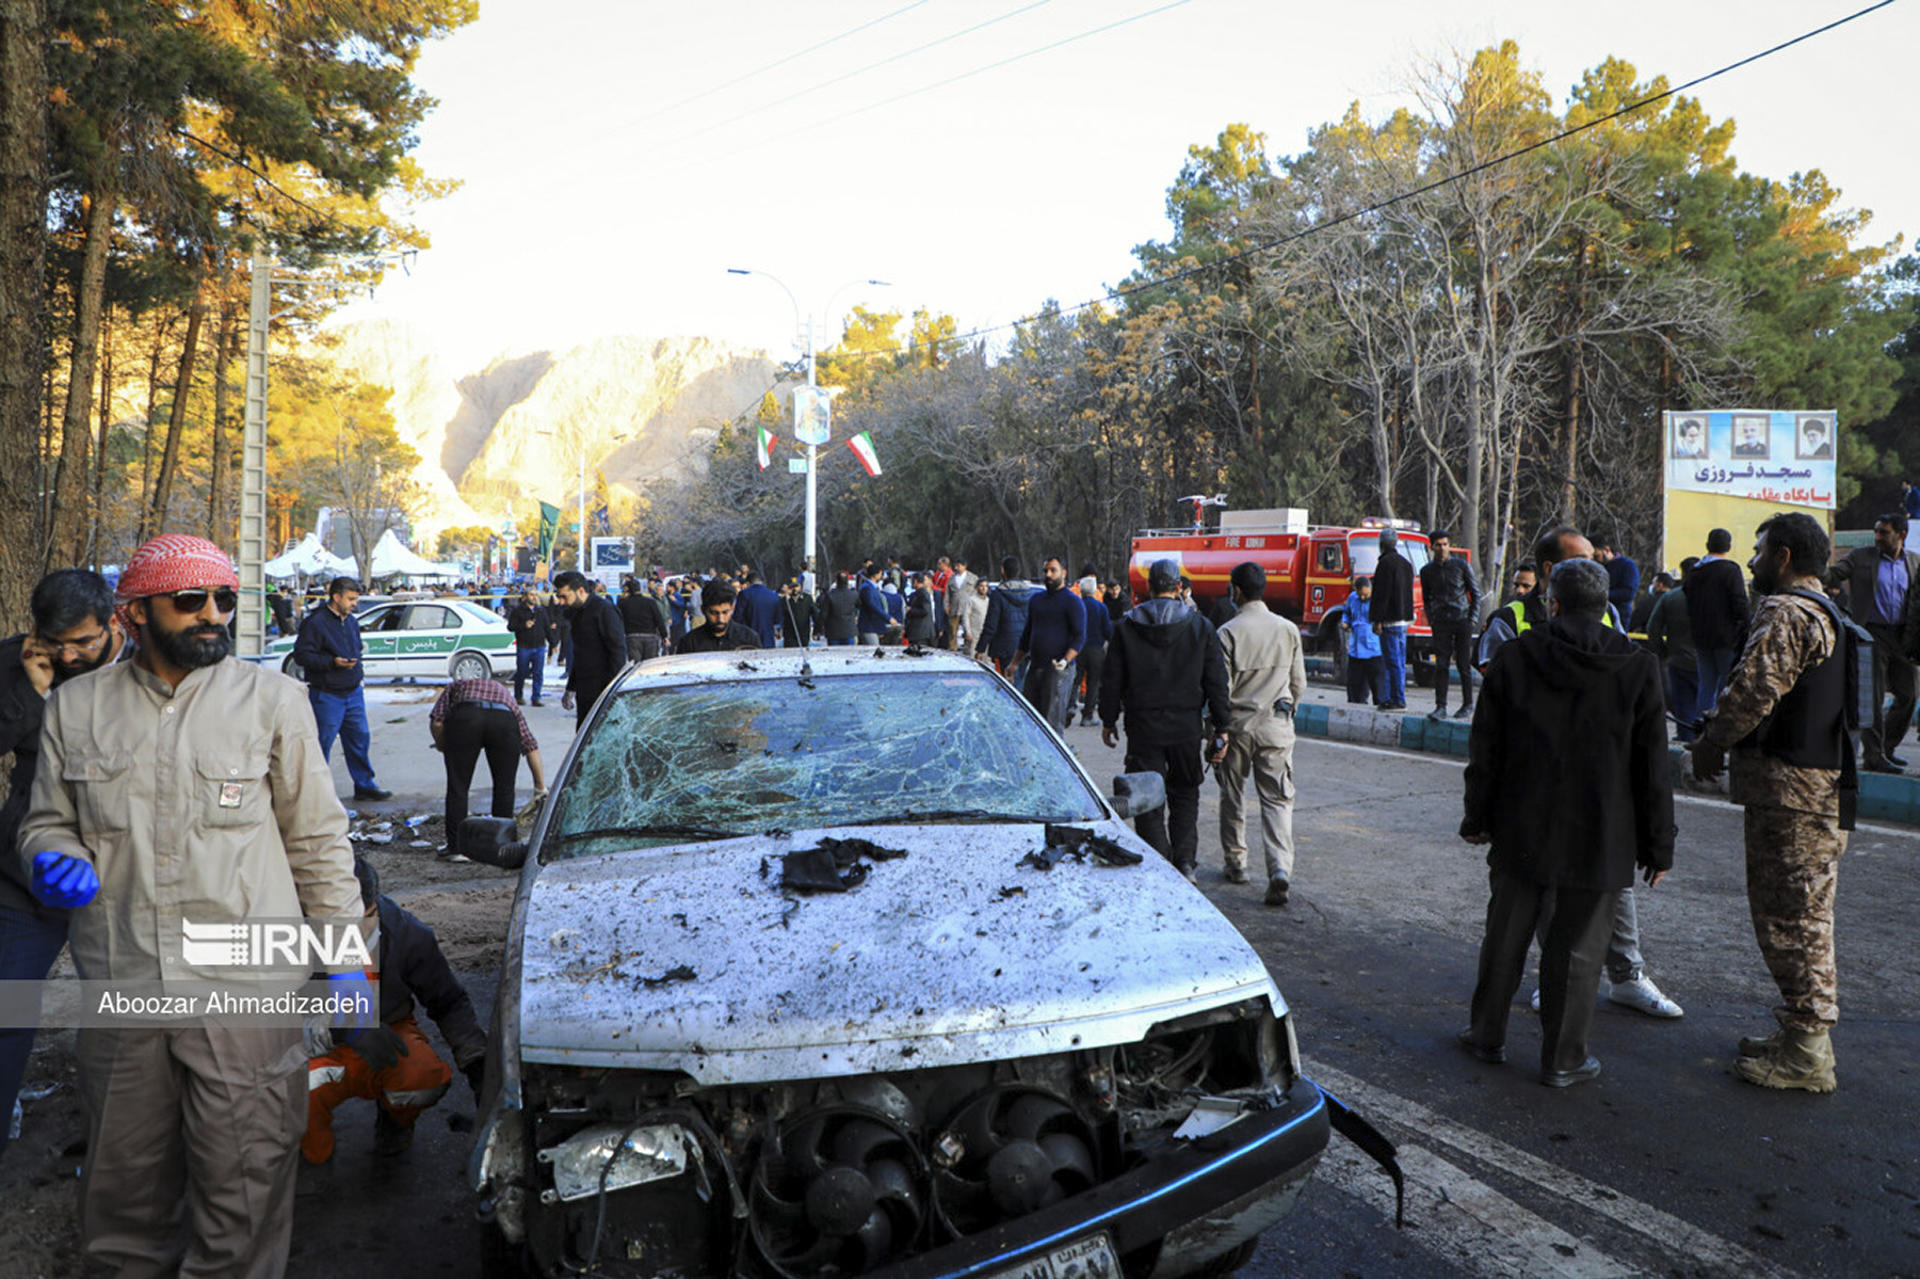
[116,534,239,604]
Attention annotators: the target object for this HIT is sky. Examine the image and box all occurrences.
[331,0,1918,375]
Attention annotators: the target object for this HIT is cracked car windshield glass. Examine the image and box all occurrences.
[547,670,1103,858]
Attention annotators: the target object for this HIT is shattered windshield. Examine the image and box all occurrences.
[544,670,1104,860]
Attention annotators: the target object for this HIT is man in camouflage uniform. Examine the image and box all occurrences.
[1691,512,1851,1092]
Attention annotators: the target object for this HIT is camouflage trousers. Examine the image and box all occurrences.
[1744,806,1847,1032]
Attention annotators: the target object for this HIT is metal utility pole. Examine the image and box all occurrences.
[237,248,271,657]
[727,269,888,595]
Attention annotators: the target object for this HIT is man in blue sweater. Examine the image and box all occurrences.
[1013,556,1087,733]
[293,575,390,801]
[856,563,892,646]
[1595,535,1640,617]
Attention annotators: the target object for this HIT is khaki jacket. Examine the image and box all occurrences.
[19,657,361,983]
[1218,600,1307,747]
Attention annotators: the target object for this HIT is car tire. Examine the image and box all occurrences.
[451,652,491,682]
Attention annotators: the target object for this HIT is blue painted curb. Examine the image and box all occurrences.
[1293,703,1917,826]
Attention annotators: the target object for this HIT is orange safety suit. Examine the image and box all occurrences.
[302,1015,452,1164]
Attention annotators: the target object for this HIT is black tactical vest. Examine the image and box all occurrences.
[1737,588,1858,828]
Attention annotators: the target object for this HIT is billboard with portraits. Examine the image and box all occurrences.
[1663,409,1836,510]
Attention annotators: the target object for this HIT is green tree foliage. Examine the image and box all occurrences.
[647,40,1903,594]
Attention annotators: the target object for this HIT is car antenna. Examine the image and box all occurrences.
[782,593,815,686]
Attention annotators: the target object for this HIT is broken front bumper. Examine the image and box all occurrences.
[870,1077,1356,1279]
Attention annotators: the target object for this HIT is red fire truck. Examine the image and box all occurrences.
[1128,507,1459,678]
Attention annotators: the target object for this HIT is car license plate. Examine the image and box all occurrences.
[985,1233,1120,1279]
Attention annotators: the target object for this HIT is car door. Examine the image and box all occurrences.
[396,604,461,676]
[357,604,404,676]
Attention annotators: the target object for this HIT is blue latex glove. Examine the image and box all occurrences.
[30,851,99,909]
[326,970,378,1031]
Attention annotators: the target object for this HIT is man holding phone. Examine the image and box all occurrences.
[294,575,391,801]
[0,569,124,1158]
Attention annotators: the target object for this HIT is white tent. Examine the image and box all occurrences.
[263,533,359,581]
[369,528,457,580]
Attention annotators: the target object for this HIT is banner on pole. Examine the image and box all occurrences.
[793,386,834,447]
[756,426,777,470]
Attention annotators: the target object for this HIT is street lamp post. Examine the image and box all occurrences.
[727,269,888,593]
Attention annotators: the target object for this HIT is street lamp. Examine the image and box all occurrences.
[726,268,890,592]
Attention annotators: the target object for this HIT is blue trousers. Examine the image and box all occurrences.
[513,647,545,701]
[1381,626,1408,705]
[826,636,854,646]
[308,687,379,791]
[1667,666,1700,741]
[1696,647,1737,719]
[0,904,68,1160]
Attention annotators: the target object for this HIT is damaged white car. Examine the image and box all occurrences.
[462,648,1398,1278]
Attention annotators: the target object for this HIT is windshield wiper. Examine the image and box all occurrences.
[838,810,1065,827]
[551,823,751,845]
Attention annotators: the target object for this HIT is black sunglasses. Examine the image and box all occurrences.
[151,587,238,614]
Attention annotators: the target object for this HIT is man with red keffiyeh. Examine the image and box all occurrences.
[19,533,363,1276]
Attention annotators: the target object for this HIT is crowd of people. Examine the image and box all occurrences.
[0,497,1909,1271]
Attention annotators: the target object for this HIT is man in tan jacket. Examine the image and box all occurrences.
[1215,562,1307,906]
[20,534,362,1277]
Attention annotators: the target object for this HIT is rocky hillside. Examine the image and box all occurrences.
[325,322,782,535]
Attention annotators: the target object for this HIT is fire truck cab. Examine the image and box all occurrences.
[1129,508,1455,678]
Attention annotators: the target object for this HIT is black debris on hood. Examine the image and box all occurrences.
[816,835,908,862]
[635,964,697,989]
[781,846,867,893]
[995,885,1027,900]
[1022,824,1145,871]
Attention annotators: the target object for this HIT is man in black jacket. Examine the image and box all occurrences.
[780,581,815,649]
[0,570,123,1159]
[618,577,668,663]
[555,570,628,728]
[506,587,550,705]
[820,573,860,646]
[1370,529,1416,709]
[1419,528,1480,720]
[1686,527,1750,716]
[303,859,488,1161]
[1459,559,1675,1087]
[679,579,762,653]
[1099,559,1232,879]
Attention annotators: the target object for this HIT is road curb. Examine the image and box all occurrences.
[1294,702,1920,827]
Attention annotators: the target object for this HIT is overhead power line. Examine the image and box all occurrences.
[624,0,936,129]
[759,0,1191,144]
[819,0,1901,367]
[640,0,1058,157]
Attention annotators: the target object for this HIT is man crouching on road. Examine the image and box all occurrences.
[19,533,363,1277]
[1458,559,1674,1088]
[1690,512,1853,1093]
[305,859,487,1161]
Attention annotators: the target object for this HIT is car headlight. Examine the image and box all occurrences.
[536,1122,696,1203]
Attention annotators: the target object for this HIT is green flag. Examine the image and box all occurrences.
[538,501,561,566]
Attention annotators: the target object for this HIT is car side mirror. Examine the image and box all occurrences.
[459,816,527,870]
[1112,772,1166,819]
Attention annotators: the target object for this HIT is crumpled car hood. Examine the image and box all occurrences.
[516,822,1282,1083]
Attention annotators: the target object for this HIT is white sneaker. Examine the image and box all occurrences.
[1528,988,1540,1013]
[1608,974,1683,1018]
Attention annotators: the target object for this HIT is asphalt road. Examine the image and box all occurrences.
[286,681,1920,1279]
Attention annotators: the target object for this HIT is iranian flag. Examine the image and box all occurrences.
[756,425,777,470]
[847,431,882,476]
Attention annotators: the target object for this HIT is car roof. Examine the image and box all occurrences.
[609,646,982,694]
